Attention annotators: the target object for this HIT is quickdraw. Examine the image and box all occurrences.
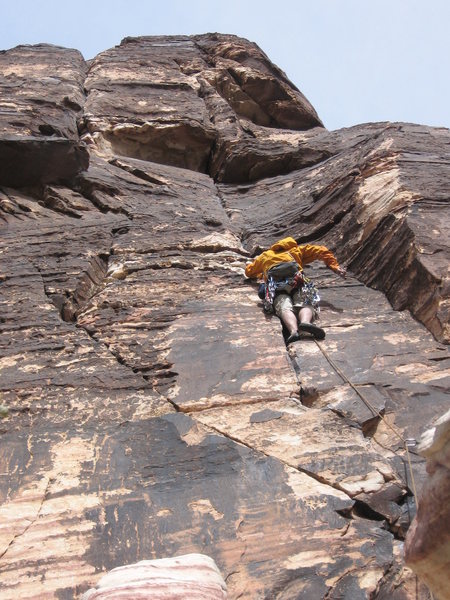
[263,271,320,313]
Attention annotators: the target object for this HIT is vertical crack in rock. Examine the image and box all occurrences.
[0,476,52,560]
[1,36,449,600]
[219,123,450,341]
[29,242,170,403]
[34,251,111,323]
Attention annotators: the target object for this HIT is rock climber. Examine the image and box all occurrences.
[244,237,346,343]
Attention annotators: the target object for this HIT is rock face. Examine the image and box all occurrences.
[81,554,227,599]
[0,44,89,186]
[81,34,322,174]
[405,411,450,600]
[0,34,449,599]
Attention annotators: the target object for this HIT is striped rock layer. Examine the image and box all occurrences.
[0,34,449,599]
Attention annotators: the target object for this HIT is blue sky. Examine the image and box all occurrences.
[2,0,449,131]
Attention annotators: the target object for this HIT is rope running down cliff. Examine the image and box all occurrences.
[313,339,419,508]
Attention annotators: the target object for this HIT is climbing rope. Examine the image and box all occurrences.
[313,339,420,508]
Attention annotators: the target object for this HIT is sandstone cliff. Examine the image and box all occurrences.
[0,34,449,599]
[405,410,450,600]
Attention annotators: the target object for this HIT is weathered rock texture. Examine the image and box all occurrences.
[405,410,450,600]
[0,34,449,599]
[81,35,322,175]
[0,44,89,186]
[81,554,227,599]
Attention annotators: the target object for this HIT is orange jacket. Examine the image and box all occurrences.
[244,237,340,280]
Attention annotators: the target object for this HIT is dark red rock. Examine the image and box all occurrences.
[219,122,450,342]
[0,45,89,186]
[192,33,323,130]
[0,44,86,140]
[0,136,89,187]
[80,34,322,174]
[0,35,448,600]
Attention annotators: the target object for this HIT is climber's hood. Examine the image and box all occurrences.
[270,237,298,253]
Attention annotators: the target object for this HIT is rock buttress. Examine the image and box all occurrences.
[0,44,89,186]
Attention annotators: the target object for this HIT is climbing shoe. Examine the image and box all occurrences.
[286,331,301,344]
[298,323,325,340]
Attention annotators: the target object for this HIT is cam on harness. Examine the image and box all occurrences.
[258,260,320,313]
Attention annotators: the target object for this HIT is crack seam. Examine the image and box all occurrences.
[0,476,52,561]
[173,394,300,414]
[189,415,354,505]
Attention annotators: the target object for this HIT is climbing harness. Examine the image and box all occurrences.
[297,279,321,310]
[262,269,320,315]
[262,270,302,312]
[312,339,420,508]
